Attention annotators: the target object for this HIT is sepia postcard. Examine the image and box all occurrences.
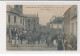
[6,5,77,50]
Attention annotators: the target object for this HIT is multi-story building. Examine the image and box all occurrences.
[63,8,71,40]
[63,5,77,42]
[50,16,64,33]
[70,5,77,49]
[7,5,26,33]
[24,14,39,33]
[7,5,40,35]
[70,5,77,39]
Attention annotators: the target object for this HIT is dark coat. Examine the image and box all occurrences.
[57,39,63,50]
[20,34,23,41]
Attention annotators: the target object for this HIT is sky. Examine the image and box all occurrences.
[23,5,72,25]
[9,5,72,25]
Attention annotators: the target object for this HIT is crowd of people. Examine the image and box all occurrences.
[7,28,76,50]
[7,28,26,47]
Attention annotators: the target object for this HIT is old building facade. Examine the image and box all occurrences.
[63,5,77,41]
[63,8,71,40]
[49,16,64,33]
[70,5,77,39]
[24,14,39,33]
[7,5,26,33]
[70,5,77,49]
[7,5,39,34]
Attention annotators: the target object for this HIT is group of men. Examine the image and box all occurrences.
[7,28,26,47]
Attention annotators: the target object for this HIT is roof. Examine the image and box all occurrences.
[39,24,45,26]
[7,5,23,16]
[64,6,72,16]
[24,14,38,17]
[50,17,64,24]
[23,14,39,19]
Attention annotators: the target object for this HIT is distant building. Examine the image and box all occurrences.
[7,5,26,33]
[39,24,46,33]
[46,22,52,33]
[24,14,39,33]
[50,16,64,33]
[46,22,50,29]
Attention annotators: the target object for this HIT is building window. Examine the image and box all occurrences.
[28,19,30,23]
[72,23,74,35]
[28,24,30,27]
[34,20,36,26]
[54,24,57,28]
[20,18,22,24]
[59,25,62,28]
[14,16,16,23]
[23,19,24,25]
[34,20,35,23]
[8,15,10,23]
[34,24,35,26]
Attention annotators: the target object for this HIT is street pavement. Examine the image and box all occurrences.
[7,38,57,50]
